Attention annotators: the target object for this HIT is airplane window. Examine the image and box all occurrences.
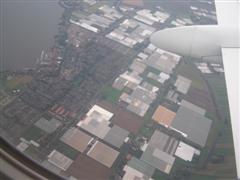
[0,0,239,179]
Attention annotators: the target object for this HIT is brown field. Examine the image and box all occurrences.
[97,101,144,134]
[66,154,112,180]
[193,156,237,178]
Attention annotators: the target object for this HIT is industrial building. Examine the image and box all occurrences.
[134,9,170,25]
[47,150,73,171]
[170,106,212,147]
[119,86,158,117]
[130,60,147,74]
[112,71,143,90]
[143,48,181,74]
[174,75,192,94]
[180,100,206,115]
[127,157,155,178]
[195,63,212,74]
[175,141,200,162]
[166,90,180,104]
[70,5,123,33]
[106,19,156,48]
[140,82,159,93]
[87,141,119,168]
[60,127,93,153]
[123,165,153,180]
[77,105,113,139]
[99,5,123,20]
[141,131,178,174]
[147,72,170,84]
[103,125,129,148]
[152,106,176,127]
[34,117,62,134]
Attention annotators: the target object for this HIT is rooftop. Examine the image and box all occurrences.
[152,106,176,127]
[174,75,192,94]
[144,49,180,74]
[171,106,212,147]
[87,141,119,168]
[123,165,153,180]
[175,141,200,161]
[77,105,113,139]
[61,127,93,153]
[141,131,178,174]
[48,150,73,171]
[180,100,206,115]
[34,118,62,134]
[127,157,155,177]
[103,125,129,148]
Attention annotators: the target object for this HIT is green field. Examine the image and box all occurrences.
[24,145,41,161]
[205,74,229,120]
[22,126,46,141]
[101,86,122,104]
[152,169,169,180]
[55,140,79,160]
[176,61,205,90]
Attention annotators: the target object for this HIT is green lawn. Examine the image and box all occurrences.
[214,147,235,156]
[152,169,169,180]
[55,140,79,160]
[22,126,46,141]
[205,74,229,120]
[176,62,205,90]
[101,86,122,104]
[24,145,41,161]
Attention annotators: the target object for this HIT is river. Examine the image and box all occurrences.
[0,0,64,71]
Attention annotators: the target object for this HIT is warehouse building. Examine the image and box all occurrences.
[103,125,129,148]
[77,105,113,139]
[141,131,178,174]
[61,127,93,153]
[34,117,62,134]
[180,100,206,115]
[174,75,192,94]
[87,141,119,168]
[130,60,147,74]
[171,106,212,147]
[144,49,181,74]
[127,157,155,177]
[47,150,73,171]
[123,165,153,180]
[119,85,157,117]
[152,106,176,127]
[106,19,156,48]
[147,72,170,84]
[175,141,200,161]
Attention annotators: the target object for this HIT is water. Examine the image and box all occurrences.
[0,0,63,71]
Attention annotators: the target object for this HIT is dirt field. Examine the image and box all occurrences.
[66,153,112,180]
[97,101,144,134]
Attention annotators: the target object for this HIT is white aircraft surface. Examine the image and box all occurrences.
[150,0,240,178]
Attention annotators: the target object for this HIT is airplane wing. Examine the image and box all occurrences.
[215,1,240,178]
